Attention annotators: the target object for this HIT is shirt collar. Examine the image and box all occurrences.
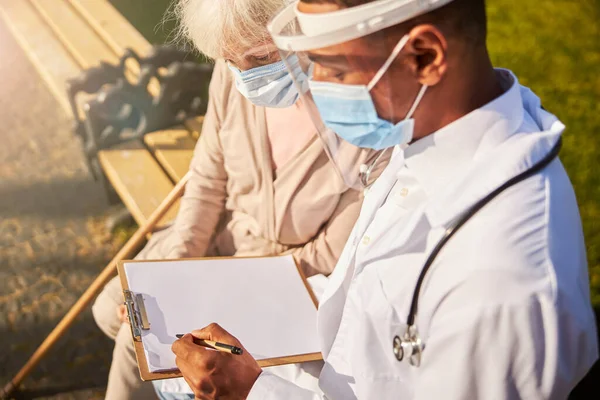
[396,69,563,227]
[402,69,523,198]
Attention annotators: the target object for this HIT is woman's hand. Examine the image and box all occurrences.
[116,304,128,324]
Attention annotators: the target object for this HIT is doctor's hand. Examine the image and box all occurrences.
[172,323,262,400]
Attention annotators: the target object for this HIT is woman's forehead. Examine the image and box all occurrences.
[242,43,278,57]
[223,42,278,65]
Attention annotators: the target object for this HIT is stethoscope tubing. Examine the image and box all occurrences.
[406,137,563,327]
[394,138,562,366]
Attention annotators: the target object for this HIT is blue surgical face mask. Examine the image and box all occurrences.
[308,35,427,150]
[228,55,308,108]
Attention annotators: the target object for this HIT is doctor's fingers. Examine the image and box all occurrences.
[175,355,228,400]
[172,335,218,367]
[191,323,242,346]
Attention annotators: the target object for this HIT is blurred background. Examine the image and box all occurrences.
[0,0,598,398]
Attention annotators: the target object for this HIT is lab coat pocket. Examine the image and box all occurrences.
[346,270,414,398]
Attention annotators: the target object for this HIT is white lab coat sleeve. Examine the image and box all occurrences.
[412,289,597,399]
[247,371,324,400]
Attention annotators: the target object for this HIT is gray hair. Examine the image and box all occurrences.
[174,0,286,60]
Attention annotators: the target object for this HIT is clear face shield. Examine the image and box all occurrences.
[285,53,387,190]
[268,0,452,189]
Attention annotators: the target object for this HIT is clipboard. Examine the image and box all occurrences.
[117,255,323,381]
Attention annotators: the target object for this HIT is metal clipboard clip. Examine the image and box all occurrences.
[123,290,150,340]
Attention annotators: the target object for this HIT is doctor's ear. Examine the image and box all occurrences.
[403,24,448,87]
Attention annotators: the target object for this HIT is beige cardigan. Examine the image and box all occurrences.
[138,60,366,276]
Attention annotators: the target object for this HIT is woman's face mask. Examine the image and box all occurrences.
[228,55,308,108]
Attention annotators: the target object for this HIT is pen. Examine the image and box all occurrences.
[175,334,244,355]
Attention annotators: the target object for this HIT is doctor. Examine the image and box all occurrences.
[171,0,599,398]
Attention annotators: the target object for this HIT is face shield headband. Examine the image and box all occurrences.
[268,0,453,189]
[268,0,454,52]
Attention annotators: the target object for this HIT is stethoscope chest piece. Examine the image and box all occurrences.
[390,139,561,370]
[393,325,423,367]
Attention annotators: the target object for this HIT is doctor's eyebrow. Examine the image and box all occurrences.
[307,53,384,70]
[306,53,350,67]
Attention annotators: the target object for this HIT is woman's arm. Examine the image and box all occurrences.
[140,61,231,259]
[290,188,363,277]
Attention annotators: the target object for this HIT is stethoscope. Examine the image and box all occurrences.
[376,138,562,368]
[358,147,392,188]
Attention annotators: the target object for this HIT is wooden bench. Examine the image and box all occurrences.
[0,0,206,228]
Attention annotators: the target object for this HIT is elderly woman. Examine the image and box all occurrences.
[91,0,373,398]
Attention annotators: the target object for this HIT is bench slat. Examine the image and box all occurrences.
[98,141,180,227]
[29,0,119,69]
[4,0,197,231]
[67,0,152,57]
[144,128,198,182]
[184,116,205,140]
[66,0,159,96]
[0,0,80,114]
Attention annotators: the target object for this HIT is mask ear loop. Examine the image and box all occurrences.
[367,35,410,119]
[366,34,428,121]
[405,84,428,119]
[367,34,411,91]
[359,35,429,189]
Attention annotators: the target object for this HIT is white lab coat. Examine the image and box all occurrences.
[246,70,598,399]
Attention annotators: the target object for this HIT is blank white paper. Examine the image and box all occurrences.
[123,255,320,372]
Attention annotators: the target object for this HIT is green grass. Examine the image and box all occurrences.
[487,0,600,305]
[109,0,175,44]
[112,0,600,306]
